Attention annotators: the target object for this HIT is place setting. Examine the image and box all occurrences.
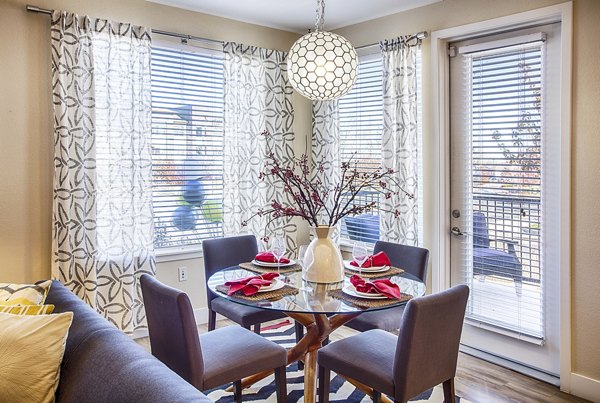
[215,271,299,301]
[239,235,303,274]
[329,274,413,309]
[343,242,405,279]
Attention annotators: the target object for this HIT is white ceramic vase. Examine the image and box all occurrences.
[301,226,345,284]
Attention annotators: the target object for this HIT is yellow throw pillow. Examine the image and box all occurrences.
[0,311,73,403]
[0,304,55,315]
[0,280,52,306]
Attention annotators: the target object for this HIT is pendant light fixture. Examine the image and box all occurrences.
[287,0,358,101]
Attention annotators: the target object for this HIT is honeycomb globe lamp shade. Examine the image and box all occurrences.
[287,31,358,101]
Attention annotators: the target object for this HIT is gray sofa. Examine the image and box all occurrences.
[45,280,212,402]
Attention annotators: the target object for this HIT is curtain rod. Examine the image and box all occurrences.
[355,31,428,51]
[27,5,425,50]
[26,4,223,46]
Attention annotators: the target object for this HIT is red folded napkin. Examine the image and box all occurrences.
[350,274,401,299]
[224,272,279,296]
[350,251,392,268]
[255,251,290,264]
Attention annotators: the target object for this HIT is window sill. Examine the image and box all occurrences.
[155,246,204,263]
[338,239,375,253]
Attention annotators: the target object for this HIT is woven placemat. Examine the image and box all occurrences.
[328,289,412,309]
[239,261,302,274]
[215,284,299,301]
[344,266,405,279]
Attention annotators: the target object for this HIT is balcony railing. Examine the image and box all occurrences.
[473,194,541,283]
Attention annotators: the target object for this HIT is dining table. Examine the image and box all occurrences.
[207,261,426,403]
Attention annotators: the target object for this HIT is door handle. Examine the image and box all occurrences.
[450,226,466,236]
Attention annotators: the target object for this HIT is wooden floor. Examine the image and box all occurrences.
[136,319,588,403]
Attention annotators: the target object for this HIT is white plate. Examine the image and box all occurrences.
[252,259,296,268]
[343,260,388,273]
[342,285,388,299]
[257,279,285,293]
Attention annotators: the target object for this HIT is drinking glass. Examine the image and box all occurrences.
[352,241,368,276]
[297,245,308,268]
[297,245,313,293]
[271,235,286,274]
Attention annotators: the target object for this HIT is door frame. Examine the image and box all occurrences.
[430,2,572,391]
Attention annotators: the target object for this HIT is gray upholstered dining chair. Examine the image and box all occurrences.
[202,235,290,334]
[140,274,288,403]
[345,240,429,332]
[318,285,470,403]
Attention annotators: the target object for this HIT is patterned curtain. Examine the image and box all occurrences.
[222,42,297,250]
[379,36,421,245]
[51,11,155,333]
[311,100,341,227]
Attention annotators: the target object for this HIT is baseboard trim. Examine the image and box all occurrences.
[194,307,209,325]
[460,344,560,386]
[570,373,600,402]
[193,307,226,325]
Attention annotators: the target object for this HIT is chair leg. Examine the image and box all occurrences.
[295,320,304,342]
[254,323,261,334]
[208,308,216,331]
[318,365,330,403]
[295,321,304,370]
[372,390,381,403]
[442,378,456,403]
[274,365,288,403]
[233,380,243,403]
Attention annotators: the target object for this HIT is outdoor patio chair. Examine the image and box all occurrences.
[472,211,523,295]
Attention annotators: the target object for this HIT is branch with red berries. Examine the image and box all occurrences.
[242,130,414,235]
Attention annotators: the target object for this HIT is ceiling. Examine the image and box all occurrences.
[146,0,442,33]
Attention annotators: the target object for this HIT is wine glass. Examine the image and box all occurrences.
[352,241,368,276]
[270,235,286,274]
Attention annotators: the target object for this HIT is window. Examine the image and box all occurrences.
[338,51,422,244]
[338,54,384,244]
[467,39,544,337]
[151,44,224,251]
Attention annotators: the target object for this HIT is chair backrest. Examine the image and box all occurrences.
[374,241,430,282]
[140,274,204,390]
[473,211,490,248]
[202,235,259,304]
[393,285,470,402]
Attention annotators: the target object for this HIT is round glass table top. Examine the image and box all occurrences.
[207,267,426,315]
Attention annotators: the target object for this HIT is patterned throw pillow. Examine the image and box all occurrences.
[0,280,52,306]
[0,304,55,315]
[0,311,73,402]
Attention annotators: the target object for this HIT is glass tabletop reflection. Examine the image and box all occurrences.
[207,267,426,315]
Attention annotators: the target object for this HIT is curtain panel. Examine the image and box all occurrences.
[311,100,341,231]
[222,42,297,251]
[51,11,155,333]
[379,36,421,246]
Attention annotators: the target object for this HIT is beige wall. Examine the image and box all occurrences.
[0,0,309,307]
[335,0,600,385]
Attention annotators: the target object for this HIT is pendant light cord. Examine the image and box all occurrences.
[314,0,325,32]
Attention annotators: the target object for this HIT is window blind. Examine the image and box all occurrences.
[466,41,544,338]
[338,55,383,244]
[151,45,224,250]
